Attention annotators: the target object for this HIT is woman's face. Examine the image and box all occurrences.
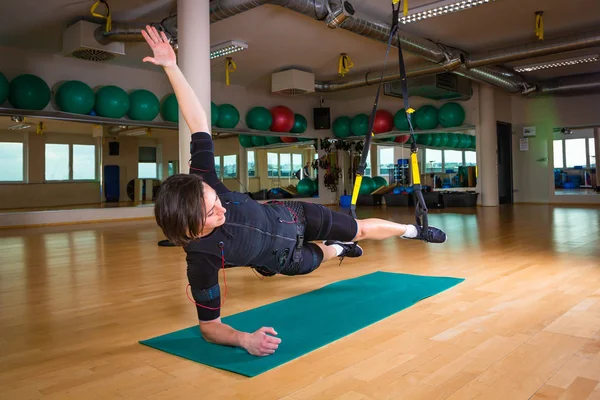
[201,184,226,233]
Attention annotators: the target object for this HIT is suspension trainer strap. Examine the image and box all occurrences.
[394,14,430,236]
[349,0,429,238]
[350,2,400,220]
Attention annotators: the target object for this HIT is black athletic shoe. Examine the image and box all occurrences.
[324,240,364,258]
[403,224,447,244]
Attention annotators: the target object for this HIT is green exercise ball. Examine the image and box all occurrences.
[128,89,160,121]
[438,102,466,127]
[216,103,239,128]
[373,176,387,189]
[430,134,442,147]
[8,74,51,110]
[351,114,369,136]
[333,116,352,138]
[239,135,254,148]
[266,136,281,144]
[297,177,316,195]
[457,134,470,148]
[394,108,410,131]
[447,133,459,148]
[246,106,272,130]
[290,114,308,133]
[469,135,477,149]
[0,72,8,105]
[416,134,432,146]
[414,105,439,130]
[55,80,95,115]
[251,135,267,146]
[211,102,219,126]
[95,85,129,118]
[359,176,377,195]
[161,94,178,122]
[438,133,449,147]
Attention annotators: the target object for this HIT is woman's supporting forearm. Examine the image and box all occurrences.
[199,320,250,349]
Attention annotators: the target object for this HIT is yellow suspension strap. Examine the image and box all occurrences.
[225,57,236,86]
[535,11,544,40]
[338,53,354,76]
[349,0,401,221]
[91,0,112,32]
[350,0,431,239]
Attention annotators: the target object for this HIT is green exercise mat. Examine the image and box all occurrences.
[139,271,464,377]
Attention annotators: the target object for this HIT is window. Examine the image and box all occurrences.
[444,150,463,171]
[45,144,70,181]
[138,147,157,179]
[292,154,303,178]
[590,138,596,168]
[378,147,394,176]
[266,152,304,178]
[222,155,237,178]
[73,145,96,180]
[45,143,96,181]
[267,153,278,177]
[554,138,595,169]
[214,156,221,178]
[565,138,586,168]
[0,142,24,182]
[424,149,476,172]
[425,149,442,172]
[280,154,291,177]
[248,151,256,177]
[553,140,564,168]
[212,155,237,179]
[168,161,178,176]
[464,151,476,166]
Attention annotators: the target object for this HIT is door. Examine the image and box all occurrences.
[497,122,513,204]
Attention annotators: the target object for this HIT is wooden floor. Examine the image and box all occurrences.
[1,204,600,399]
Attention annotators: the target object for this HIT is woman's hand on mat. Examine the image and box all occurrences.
[243,327,281,356]
[141,25,176,68]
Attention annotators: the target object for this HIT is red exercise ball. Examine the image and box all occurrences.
[281,136,298,143]
[394,135,409,144]
[373,110,394,133]
[270,105,295,132]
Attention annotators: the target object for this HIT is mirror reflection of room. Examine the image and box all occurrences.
[0,116,179,212]
[553,128,598,195]
[246,142,318,199]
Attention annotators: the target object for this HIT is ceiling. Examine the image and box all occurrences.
[0,0,600,91]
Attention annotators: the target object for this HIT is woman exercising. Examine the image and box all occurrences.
[142,26,447,357]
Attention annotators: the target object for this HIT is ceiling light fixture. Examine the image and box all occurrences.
[120,127,150,136]
[210,40,248,60]
[400,0,496,24]
[514,54,600,72]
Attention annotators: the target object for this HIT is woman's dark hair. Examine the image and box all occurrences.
[154,174,207,246]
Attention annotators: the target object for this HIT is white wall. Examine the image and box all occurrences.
[511,92,600,204]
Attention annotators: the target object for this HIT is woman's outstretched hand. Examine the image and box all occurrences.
[141,25,176,68]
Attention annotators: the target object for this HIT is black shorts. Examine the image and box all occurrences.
[257,202,358,277]
[300,202,358,242]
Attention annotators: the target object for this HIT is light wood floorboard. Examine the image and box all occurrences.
[1,204,599,399]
